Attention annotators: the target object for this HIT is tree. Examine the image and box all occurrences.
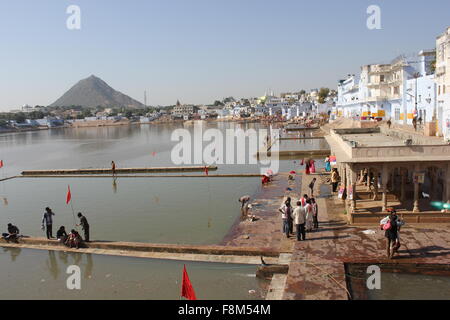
[82,109,93,118]
[318,88,330,104]
[14,112,26,123]
[124,110,133,119]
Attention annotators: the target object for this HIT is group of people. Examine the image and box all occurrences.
[279,195,319,241]
[56,226,84,249]
[2,207,91,249]
[42,207,90,243]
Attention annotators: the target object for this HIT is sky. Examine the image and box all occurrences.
[0,0,449,110]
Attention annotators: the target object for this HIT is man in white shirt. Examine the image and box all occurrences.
[278,197,292,238]
[293,201,307,241]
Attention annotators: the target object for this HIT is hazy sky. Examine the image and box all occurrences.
[0,0,449,110]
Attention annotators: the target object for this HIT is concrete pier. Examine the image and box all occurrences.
[21,166,218,176]
[18,173,262,179]
[0,237,281,265]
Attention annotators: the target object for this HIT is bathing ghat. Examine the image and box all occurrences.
[0,237,284,266]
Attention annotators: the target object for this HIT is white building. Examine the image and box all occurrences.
[337,50,436,123]
[436,27,450,139]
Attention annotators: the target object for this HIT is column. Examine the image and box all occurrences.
[413,164,420,213]
[381,164,389,212]
[372,171,378,201]
[390,170,395,192]
[430,168,436,201]
[400,169,406,202]
[366,168,371,191]
[350,165,357,212]
[446,163,450,205]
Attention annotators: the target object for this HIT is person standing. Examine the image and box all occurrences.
[299,194,309,207]
[111,161,116,176]
[42,207,55,239]
[325,156,331,172]
[311,198,319,229]
[293,201,306,241]
[305,159,311,175]
[310,159,316,174]
[384,212,399,259]
[77,212,90,242]
[279,198,292,238]
[309,178,317,197]
[304,199,314,232]
[331,168,340,193]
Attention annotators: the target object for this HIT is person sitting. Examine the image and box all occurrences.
[2,223,20,243]
[65,229,83,249]
[56,226,68,244]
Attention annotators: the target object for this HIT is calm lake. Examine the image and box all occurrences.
[0,121,327,299]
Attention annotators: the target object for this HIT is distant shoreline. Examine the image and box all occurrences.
[0,117,280,135]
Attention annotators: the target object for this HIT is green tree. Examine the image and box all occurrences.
[318,88,330,104]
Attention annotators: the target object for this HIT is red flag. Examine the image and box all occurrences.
[181,265,197,300]
[66,185,72,204]
[204,166,209,176]
[0,160,3,168]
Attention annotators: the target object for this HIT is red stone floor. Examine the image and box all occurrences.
[223,171,450,300]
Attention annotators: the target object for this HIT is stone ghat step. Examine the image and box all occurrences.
[0,237,280,257]
[21,166,218,175]
[350,212,450,224]
[257,150,330,158]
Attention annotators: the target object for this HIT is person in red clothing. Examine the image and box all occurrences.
[111,161,116,176]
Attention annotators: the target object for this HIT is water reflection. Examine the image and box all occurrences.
[112,177,118,194]
[46,250,60,279]
[2,247,21,261]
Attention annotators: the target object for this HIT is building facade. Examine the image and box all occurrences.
[436,27,450,139]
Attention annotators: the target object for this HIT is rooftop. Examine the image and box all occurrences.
[326,127,450,164]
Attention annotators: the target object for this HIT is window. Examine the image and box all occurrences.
[394,86,399,95]
[395,108,400,121]
[380,75,385,82]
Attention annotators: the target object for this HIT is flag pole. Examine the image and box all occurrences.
[70,201,77,228]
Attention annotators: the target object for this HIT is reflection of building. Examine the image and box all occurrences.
[436,27,450,139]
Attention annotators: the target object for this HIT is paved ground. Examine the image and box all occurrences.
[224,169,450,300]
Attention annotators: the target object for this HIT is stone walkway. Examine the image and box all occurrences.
[224,170,450,300]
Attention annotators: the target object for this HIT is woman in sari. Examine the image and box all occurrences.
[304,199,314,232]
[325,157,331,172]
[310,159,316,174]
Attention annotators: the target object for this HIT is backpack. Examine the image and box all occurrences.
[383,220,392,231]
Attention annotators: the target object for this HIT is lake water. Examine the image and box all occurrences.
[0,121,327,299]
[0,248,268,300]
